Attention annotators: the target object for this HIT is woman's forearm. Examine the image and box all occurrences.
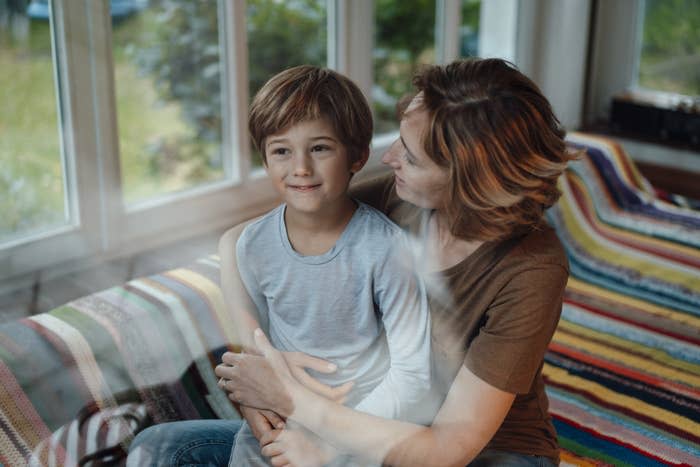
[229,331,513,467]
[287,365,513,467]
[290,390,470,467]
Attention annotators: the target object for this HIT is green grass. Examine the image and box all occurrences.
[0,20,65,243]
[1,12,223,243]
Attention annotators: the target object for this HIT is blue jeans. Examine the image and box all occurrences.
[127,419,557,467]
[127,419,243,467]
[469,449,558,467]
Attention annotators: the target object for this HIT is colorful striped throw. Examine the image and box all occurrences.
[545,133,700,466]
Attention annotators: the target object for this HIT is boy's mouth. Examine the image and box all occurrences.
[288,184,321,192]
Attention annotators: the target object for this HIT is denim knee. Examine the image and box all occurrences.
[127,419,242,467]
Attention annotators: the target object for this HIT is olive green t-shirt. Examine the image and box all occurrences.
[350,174,569,464]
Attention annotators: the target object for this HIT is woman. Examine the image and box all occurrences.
[129,58,574,466]
[216,58,574,467]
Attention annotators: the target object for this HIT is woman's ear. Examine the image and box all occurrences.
[350,149,370,174]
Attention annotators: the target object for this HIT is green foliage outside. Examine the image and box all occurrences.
[0,18,65,243]
[373,0,436,133]
[128,0,327,170]
[639,0,700,95]
[113,7,223,204]
[371,0,481,133]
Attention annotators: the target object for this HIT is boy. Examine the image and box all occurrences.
[222,66,431,466]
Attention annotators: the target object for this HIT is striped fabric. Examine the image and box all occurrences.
[0,257,241,466]
[545,133,700,466]
[0,132,697,466]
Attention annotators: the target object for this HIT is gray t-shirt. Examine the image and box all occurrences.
[236,201,431,418]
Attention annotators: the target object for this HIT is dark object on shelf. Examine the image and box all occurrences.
[610,91,700,147]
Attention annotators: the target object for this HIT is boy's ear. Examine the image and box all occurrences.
[350,149,370,173]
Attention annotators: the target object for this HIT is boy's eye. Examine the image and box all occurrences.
[311,144,332,153]
[270,147,290,156]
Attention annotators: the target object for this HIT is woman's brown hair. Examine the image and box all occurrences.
[410,58,576,241]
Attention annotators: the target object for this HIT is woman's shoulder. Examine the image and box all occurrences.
[508,224,569,272]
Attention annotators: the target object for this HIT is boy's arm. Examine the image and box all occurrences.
[353,236,432,420]
[219,221,263,351]
[220,220,290,442]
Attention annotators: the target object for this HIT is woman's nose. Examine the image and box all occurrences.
[381,140,401,167]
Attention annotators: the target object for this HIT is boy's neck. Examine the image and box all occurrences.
[284,196,357,256]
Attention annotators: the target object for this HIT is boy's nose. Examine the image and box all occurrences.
[292,153,313,176]
[381,139,401,168]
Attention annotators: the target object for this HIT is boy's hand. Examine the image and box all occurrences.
[240,405,286,444]
[261,425,335,467]
[281,351,354,404]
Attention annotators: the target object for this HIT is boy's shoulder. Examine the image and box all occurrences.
[352,201,405,243]
[238,204,284,248]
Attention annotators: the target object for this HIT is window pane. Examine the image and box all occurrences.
[0,2,69,245]
[373,0,436,134]
[112,1,225,204]
[638,0,700,96]
[459,0,480,58]
[247,0,327,167]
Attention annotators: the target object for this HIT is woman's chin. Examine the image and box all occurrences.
[396,185,437,209]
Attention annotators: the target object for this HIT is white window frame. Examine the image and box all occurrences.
[585,0,644,124]
[2,0,527,292]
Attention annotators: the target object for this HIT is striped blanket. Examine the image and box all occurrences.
[545,133,700,466]
[0,132,698,466]
[0,258,242,466]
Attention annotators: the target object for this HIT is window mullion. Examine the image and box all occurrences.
[221,0,251,183]
[340,0,373,105]
[80,0,124,251]
[327,0,342,71]
[52,0,108,251]
[435,0,461,64]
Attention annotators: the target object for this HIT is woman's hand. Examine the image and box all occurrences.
[215,329,304,417]
[216,330,353,414]
[281,352,353,403]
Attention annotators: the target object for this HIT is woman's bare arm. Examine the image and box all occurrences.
[220,330,515,467]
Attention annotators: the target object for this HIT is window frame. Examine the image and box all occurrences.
[585,0,645,124]
[2,0,524,289]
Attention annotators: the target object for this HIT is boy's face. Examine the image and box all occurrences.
[264,119,364,215]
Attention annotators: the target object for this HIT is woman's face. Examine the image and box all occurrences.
[381,98,450,209]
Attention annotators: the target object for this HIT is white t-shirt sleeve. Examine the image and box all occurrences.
[353,233,431,420]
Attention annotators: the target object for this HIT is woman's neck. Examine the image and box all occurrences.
[424,211,484,272]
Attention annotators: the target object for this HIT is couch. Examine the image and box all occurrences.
[1,133,698,466]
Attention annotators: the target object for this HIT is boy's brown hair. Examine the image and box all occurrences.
[406,58,577,241]
[249,65,373,166]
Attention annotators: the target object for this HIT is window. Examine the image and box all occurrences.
[113,2,226,205]
[0,3,71,245]
[459,0,480,58]
[247,0,328,167]
[587,0,700,126]
[636,0,700,97]
[1,0,503,285]
[372,0,436,134]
